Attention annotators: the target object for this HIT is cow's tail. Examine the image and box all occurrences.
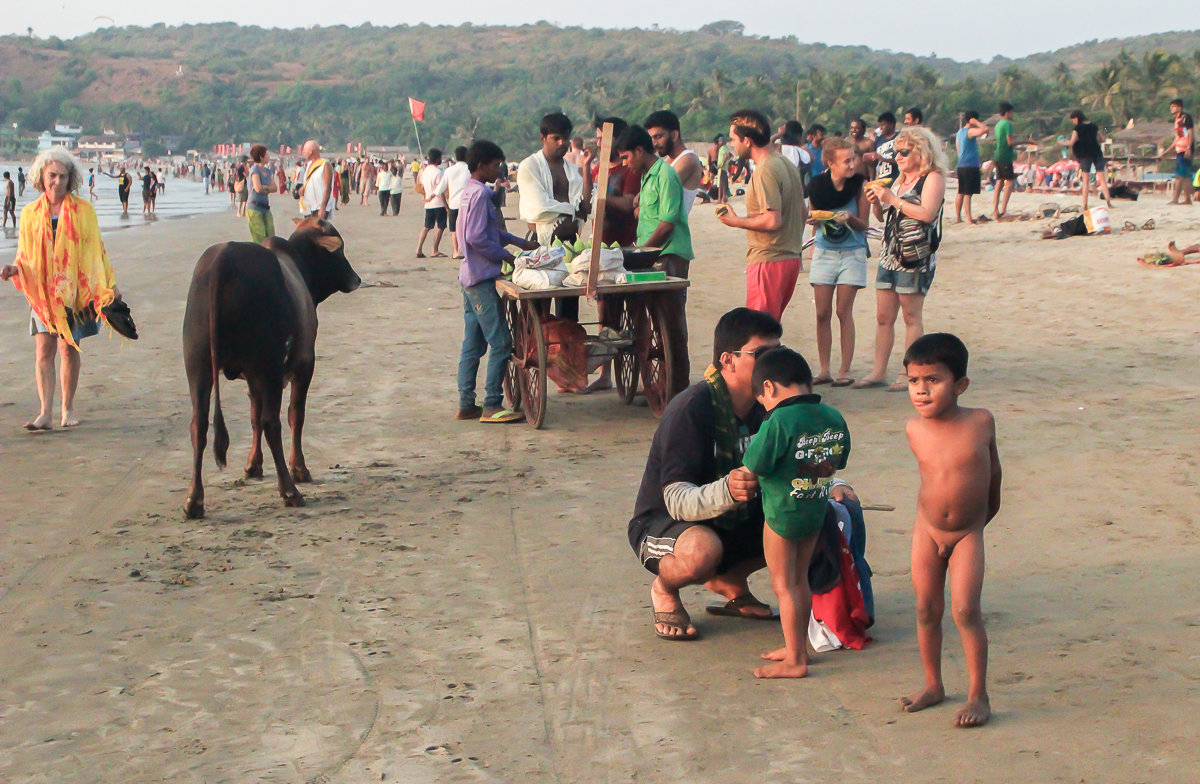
[210,251,229,469]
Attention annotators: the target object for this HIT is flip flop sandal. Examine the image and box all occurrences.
[812,376,833,386]
[850,379,887,389]
[431,251,449,258]
[888,380,909,392]
[1142,219,1156,230]
[479,408,525,424]
[831,377,855,387]
[1121,221,1139,233]
[653,609,698,641]
[705,594,779,620]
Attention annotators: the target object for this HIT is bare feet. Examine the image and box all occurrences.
[25,413,53,431]
[1167,241,1187,265]
[61,411,79,427]
[954,696,991,728]
[754,649,808,679]
[811,374,833,385]
[900,684,945,713]
[650,577,695,639]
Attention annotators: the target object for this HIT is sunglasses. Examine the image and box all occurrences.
[895,148,913,157]
[731,344,783,359]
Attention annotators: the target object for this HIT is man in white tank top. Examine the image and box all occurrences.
[645,110,705,213]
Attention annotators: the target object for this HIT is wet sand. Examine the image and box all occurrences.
[1,186,1198,782]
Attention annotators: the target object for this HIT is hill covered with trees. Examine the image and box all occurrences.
[1,22,1198,155]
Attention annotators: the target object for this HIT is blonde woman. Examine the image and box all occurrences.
[0,148,122,429]
[853,126,946,391]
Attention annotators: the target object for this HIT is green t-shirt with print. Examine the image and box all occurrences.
[742,395,850,540]
[993,118,1014,164]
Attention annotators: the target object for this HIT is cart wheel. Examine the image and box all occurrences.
[503,298,522,412]
[614,295,640,404]
[518,303,548,429]
[636,297,675,417]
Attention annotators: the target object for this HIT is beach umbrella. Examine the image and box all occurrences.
[1046,159,1078,174]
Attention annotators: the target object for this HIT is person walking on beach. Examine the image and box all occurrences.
[990,103,1017,220]
[445,146,472,258]
[388,162,403,216]
[955,111,988,224]
[455,139,537,424]
[0,148,124,431]
[246,144,276,243]
[1060,110,1111,212]
[140,166,156,216]
[716,109,807,322]
[854,126,946,391]
[17,166,26,196]
[1167,99,1194,205]
[375,161,392,216]
[416,149,449,258]
[87,168,97,201]
[3,171,16,229]
[297,140,335,221]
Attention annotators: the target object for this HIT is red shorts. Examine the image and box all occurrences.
[746,258,802,321]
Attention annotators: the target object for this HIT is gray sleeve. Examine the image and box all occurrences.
[663,478,739,522]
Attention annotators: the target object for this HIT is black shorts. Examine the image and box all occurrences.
[631,512,764,576]
[448,208,459,232]
[956,167,981,195]
[995,161,1016,181]
[424,206,447,229]
[1077,156,1105,174]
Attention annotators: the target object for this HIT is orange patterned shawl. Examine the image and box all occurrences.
[13,193,116,350]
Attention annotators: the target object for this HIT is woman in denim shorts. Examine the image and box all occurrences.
[808,137,869,386]
[854,126,946,391]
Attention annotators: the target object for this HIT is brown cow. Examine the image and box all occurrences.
[183,217,360,518]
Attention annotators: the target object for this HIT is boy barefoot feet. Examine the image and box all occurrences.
[899,333,1001,727]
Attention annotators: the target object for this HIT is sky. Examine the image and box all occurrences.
[3,1,1197,62]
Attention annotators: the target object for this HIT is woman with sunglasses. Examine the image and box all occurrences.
[853,126,946,391]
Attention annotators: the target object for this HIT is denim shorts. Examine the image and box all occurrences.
[810,245,867,288]
[875,261,935,295]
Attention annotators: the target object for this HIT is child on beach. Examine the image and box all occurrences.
[742,347,850,678]
[900,333,1001,727]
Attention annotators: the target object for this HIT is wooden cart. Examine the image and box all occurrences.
[495,277,689,429]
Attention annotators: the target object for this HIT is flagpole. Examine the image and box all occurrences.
[410,112,424,157]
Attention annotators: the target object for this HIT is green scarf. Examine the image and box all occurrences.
[705,363,752,528]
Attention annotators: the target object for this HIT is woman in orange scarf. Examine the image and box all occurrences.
[1,148,122,431]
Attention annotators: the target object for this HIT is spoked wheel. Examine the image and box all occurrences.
[635,296,675,417]
[502,298,523,412]
[613,295,640,404]
[516,303,548,429]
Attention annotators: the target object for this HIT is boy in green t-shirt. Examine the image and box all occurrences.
[742,347,850,678]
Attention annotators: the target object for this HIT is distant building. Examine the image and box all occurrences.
[77,134,125,155]
[37,129,76,151]
[53,122,83,136]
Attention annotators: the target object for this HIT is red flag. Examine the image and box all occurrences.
[409,97,426,122]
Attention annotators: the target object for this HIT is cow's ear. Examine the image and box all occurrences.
[315,235,343,253]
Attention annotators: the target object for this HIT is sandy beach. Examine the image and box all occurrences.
[1,185,1198,783]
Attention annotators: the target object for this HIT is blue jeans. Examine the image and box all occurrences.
[457,280,512,409]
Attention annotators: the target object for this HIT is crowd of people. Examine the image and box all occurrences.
[2,93,1195,736]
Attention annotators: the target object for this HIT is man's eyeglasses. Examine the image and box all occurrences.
[895,148,913,158]
[730,345,782,359]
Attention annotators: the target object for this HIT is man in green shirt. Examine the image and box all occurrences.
[618,124,695,395]
[991,102,1017,220]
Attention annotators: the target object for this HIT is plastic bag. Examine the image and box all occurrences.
[512,266,567,290]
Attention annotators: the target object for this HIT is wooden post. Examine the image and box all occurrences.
[586,122,614,299]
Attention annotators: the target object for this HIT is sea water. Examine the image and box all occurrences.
[0,161,235,254]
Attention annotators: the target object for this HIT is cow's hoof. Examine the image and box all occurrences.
[284,493,306,508]
[244,465,264,479]
[291,465,312,483]
[184,499,205,519]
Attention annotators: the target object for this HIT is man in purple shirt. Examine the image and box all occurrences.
[457,140,538,423]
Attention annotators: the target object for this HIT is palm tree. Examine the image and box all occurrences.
[1053,61,1074,89]
[1082,64,1125,124]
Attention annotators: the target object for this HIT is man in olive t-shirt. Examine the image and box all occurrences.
[991,102,1017,220]
[717,109,807,321]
